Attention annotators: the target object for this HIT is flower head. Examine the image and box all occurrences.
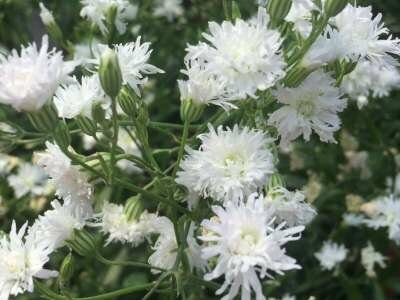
[0,222,58,299]
[29,200,89,251]
[8,163,48,198]
[153,0,183,22]
[178,62,239,110]
[80,0,138,35]
[36,142,93,208]
[96,202,157,246]
[39,2,55,26]
[91,37,164,96]
[304,4,400,68]
[285,0,318,37]
[54,75,109,119]
[315,241,348,271]
[265,187,317,227]
[363,195,400,244]
[341,60,400,108]
[200,194,304,300]
[361,242,386,277]
[176,125,275,204]
[268,70,346,148]
[186,7,286,98]
[0,36,76,111]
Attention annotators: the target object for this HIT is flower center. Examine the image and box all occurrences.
[296,99,315,118]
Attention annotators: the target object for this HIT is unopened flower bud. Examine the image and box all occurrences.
[59,253,74,287]
[39,3,55,26]
[99,48,122,98]
[360,201,378,217]
[267,0,292,27]
[117,86,139,117]
[66,229,97,257]
[124,195,145,221]
[27,104,58,133]
[39,3,64,46]
[268,173,286,191]
[180,99,204,123]
[76,115,97,137]
[54,121,71,151]
[324,0,348,17]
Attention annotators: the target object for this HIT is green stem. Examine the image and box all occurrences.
[115,178,194,218]
[173,119,190,177]
[109,97,119,185]
[96,253,165,272]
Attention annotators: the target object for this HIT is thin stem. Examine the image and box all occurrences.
[96,253,165,272]
[173,119,190,177]
[143,272,172,300]
[115,178,194,218]
[109,97,119,185]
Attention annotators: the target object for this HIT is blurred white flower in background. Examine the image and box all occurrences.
[80,0,138,35]
[8,163,48,198]
[315,241,348,271]
[0,36,77,112]
[285,0,318,37]
[153,0,183,22]
[39,2,55,26]
[361,242,386,277]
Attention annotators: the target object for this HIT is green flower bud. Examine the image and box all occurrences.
[268,173,286,191]
[54,121,71,151]
[27,103,58,133]
[232,1,242,20]
[180,99,204,123]
[117,85,139,117]
[58,253,74,288]
[76,115,97,137]
[124,195,145,221]
[91,103,107,125]
[66,229,97,257]
[267,0,292,27]
[99,48,122,98]
[324,0,348,17]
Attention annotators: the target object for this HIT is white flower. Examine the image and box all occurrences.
[268,70,346,148]
[153,0,183,22]
[29,200,89,250]
[36,142,93,207]
[361,242,386,278]
[0,36,77,111]
[341,60,400,108]
[8,163,48,198]
[342,151,371,180]
[97,202,157,246]
[186,223,208,273]
[304,4,400,68]
[363,195,400,244]
[148,216,178,272]
[73,39,101,66]
[285,0,318,37]
[265,187,317,227]
[54,75,109,119]
[176,125,275,204]
[178,62,239,110]
[0,221,58,300]
[185,7,286,98]
[39,3,55,26]
[200,194,304,300]
[343,213,365,226]
[80,0,138,35]
[117,128,142,173]
[91,38,164,96]
[315,241,348,271]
